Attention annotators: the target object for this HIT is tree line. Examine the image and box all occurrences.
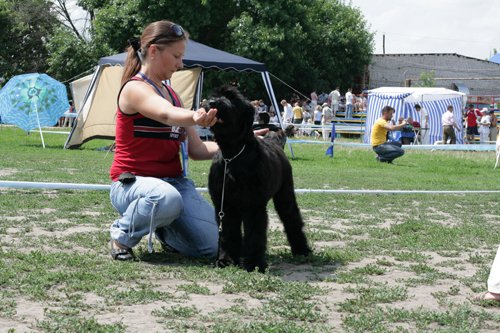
[0,0,374,100]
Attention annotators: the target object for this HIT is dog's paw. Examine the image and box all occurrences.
[242,259,268,273]
[292,246,312,257]
[215,258,234,269]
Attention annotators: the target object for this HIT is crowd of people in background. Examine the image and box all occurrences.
[237,87,498,146]
[248,87,368,139]
[382,103,498,146]
[460,104,497,144]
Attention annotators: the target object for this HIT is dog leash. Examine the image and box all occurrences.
[218,144,246,231]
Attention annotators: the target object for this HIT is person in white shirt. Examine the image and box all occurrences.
[441,105,460,144]
[280,99,293,124]
[313,105,323,125]
[328,87,340,117]
[415,104,430,144]
[345,88,353,119]
[478,108,491,143]
[310,90,318,111]
[321,103,333,140]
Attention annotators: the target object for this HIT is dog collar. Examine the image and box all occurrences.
[222,144,246,163]
[218,144,246,228]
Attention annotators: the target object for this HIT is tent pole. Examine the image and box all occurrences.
[194,71,204,109]
[261,72,283,128]
[64,65,103,149]
[262,71,295,158]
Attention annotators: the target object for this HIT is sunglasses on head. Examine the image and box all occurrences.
[170,24,184,37]
[150,24,185,45]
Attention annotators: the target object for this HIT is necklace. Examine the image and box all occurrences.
[138,72,181,106]
[138,72,165,98]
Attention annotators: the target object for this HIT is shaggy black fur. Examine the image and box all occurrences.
[207,86,311,273]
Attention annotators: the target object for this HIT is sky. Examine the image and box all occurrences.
[349,0,500,60]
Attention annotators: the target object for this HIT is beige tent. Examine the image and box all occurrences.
[65,66,200,148]
[69,74,92,113]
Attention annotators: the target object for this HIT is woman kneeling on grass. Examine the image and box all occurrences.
[108,20,220,261]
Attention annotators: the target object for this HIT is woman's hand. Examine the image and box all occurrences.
[253,128,269,138]
[193,108,218,127]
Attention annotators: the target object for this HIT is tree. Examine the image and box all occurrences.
[0,1,16,80]
[42,0,374,100]
[0,0,61,81]
[51,0,85,41]
[415,70,435,87]
[46,0,114,82]
[46,26,112,81]
[223,0,373,98]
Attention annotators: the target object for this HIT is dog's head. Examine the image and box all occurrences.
[205,86,255,144]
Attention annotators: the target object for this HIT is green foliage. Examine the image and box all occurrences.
[43,0,373,99]
[46,26,112,82]
[0,0,61,81]
[225,0,374,97]
[91,0,142,52]
[415,69,436,87]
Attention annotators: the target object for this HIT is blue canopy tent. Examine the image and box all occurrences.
[65,39,281,148]
[363,87,467,145]
[98,40,268,72]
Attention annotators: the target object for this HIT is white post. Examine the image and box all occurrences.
[33,100,46,148]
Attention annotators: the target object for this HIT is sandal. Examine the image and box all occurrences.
[110,240,135,261]
[472,291,500,302]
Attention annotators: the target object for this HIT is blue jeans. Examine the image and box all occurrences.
[346,104,353,118]
[373,141,405,162]
[110,176,218,258]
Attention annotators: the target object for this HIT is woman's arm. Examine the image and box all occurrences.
[184,127,271,161]
[186,127,219,160]
[120,81,217,128]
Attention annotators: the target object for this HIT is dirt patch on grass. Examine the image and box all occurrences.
[2,198,500,332]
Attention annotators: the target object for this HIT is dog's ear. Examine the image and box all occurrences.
[218,85,255,131]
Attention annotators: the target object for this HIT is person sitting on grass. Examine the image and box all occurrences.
[400,116,416,145]
[371,106,407,163]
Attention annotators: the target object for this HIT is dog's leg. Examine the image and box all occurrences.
[273,184,311,257]
[241,209,269,273]
[215,210,242,269]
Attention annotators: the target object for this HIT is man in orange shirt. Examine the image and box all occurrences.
[371,106,407,163]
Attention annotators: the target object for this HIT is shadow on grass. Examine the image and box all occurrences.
[138,248,344,282]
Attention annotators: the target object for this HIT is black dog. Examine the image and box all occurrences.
[207,86,311,273]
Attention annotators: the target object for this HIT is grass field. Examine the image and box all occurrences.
[1,126,500,332]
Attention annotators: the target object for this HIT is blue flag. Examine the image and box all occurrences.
[325,122,335,158]
[325,145,333,157]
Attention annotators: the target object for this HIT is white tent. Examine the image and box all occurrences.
[363,87,467,145]
[65,39,281,148]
